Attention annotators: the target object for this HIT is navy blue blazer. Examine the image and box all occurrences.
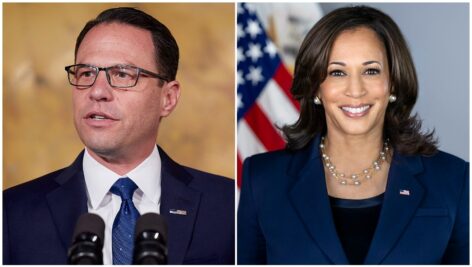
[238,136,469,264]
[4,146,234,264]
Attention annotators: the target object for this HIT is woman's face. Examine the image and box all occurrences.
[319,26,390,139]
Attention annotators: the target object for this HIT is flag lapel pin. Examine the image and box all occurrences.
[399,189,410,196]
[169,209,187,216]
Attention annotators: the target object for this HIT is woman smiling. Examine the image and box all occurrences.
[238,6,468,265]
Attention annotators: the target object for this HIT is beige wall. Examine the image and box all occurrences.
[4,3,235,189]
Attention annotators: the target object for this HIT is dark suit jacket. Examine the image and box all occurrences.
[4,146,234,264]
[238,135,469,264]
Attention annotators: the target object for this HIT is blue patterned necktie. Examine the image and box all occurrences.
[110,177,140,264]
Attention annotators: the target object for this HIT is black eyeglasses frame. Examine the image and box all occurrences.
[64,64,169,89]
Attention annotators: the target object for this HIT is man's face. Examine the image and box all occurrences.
[73,22,179,162]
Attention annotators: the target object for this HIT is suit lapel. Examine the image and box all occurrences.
[158,147,201,264]
[288,137,349,264]
[46,152,88,250]
[364,152,424,264]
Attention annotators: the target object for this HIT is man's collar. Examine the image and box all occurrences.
[83,146,161,209]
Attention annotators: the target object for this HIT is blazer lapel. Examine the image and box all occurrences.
[364,152,424,264]
[46,152,88,249]
[158,147,201,264]
[288,136,349,264]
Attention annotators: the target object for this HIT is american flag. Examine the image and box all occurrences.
[237,3,300,188]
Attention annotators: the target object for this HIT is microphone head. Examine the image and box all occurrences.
[133,213,168,264]
[68,213,105,265]
[134,213,167,243]
[72,213,105,244]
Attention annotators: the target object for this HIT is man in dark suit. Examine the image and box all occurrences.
[3,7,234,264]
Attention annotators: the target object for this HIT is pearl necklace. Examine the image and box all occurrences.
[320,136,390,186]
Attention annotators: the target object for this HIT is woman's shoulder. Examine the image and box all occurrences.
[243,138,319,177]
[420,149,468,170]
[414,150,468,196]
[243,144,314,171]
[243,149,293,174]
[241,148,307,183]
[246,148,293,163]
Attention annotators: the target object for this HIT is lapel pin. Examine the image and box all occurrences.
[399,189,410,196]
[169,209,187,216]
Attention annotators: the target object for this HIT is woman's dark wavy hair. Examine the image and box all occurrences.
[282,5,437,155]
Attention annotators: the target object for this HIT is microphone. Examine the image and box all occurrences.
[133,213,168,264]
[67,213,105,265]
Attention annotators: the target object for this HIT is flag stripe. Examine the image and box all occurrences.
[237,119,267,160]
[258,80,300,128]
[273,64,300,110]
[237,155,243,187]
[244,104,286,151]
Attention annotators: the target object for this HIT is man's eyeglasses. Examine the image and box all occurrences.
[64,64,169,89]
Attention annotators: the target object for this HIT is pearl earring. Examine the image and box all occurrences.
[389,95,397,103]
[314,97,322,105]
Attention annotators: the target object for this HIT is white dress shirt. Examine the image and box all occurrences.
[83,146,161,265]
